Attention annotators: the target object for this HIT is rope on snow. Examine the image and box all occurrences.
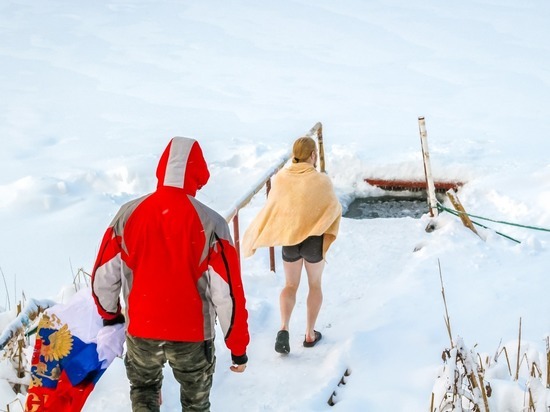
[436,202,550,244]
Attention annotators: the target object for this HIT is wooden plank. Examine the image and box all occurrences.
[365,179,462,192]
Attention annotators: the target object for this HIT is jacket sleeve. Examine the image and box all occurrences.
[91,224,124,323]
[207,224,250,364]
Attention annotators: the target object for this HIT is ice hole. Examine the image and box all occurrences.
[344,192,443,219]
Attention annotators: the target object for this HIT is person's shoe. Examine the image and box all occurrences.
[303,330,322,348]
[275,330,290,354]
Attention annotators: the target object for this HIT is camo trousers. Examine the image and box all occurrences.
[125,334,216,412]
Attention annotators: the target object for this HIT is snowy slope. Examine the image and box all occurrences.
[1,0,550,410]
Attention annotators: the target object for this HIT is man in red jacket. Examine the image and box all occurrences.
[91,137,249,411]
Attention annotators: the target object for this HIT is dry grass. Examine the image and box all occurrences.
[432,264,549,411]
[72,266,91,291]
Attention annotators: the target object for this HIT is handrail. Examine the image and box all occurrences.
[224,122,324,272]
[223,152,291,224]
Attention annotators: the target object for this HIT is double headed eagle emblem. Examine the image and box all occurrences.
[29,313,74,388]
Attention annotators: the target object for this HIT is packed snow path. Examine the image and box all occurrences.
[86,216,438,411]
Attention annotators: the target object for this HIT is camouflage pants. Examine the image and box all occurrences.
[125,334,216,412]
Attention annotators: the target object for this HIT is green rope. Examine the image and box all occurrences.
[467,216,521,244]
[437,203,550,232]
[436,203,523,244]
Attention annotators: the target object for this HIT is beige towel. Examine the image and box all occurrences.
[242,162,342,258]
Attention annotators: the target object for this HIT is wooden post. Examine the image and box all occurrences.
[266,178,276,273]
[418,117,438,217]
[446,189,480,237]
[232,212,241,261]
[317,124,326,173]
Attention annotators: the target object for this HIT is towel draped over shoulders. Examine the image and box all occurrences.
[242,162,342,258]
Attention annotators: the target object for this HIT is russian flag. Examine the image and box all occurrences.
[25,288,124,412]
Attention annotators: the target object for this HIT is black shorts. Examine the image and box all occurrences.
[282,235,324,263]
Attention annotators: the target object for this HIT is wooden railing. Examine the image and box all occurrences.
[224,122,325,272]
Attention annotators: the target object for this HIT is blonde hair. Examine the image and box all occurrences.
[292,137,317,163]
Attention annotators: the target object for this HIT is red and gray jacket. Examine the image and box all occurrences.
[91,137,249,363]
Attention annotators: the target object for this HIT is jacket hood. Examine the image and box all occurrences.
[156,137,210,196]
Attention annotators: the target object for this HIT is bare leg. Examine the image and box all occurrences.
[280,259,304,331]
[304,260,325,343]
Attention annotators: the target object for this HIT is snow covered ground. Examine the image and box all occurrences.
[1,0,550,410]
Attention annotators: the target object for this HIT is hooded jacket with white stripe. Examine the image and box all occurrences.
[91,137,249,364]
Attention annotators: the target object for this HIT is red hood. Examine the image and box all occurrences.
[156,137,210,196]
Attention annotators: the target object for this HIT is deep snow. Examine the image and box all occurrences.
[1,0,550,410]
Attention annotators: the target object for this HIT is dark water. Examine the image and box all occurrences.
[344,195,430,219]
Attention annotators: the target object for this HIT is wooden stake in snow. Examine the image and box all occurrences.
[446,189,481,238]
[417,116,438,217]
[317,123,326,173]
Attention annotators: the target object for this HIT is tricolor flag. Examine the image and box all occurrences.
[25,288,124,412]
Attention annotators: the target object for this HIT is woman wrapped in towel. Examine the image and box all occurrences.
[242,136,341,354]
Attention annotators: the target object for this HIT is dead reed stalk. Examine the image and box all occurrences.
[515,318,522,381]
[438,259,453,348]
[5,398,24,412]
[477,369,490,412]
[72,267,91,291]
[531,362,542,379]
[0,266,10,310]
[497,346,512,376]
[528,388,535,411]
